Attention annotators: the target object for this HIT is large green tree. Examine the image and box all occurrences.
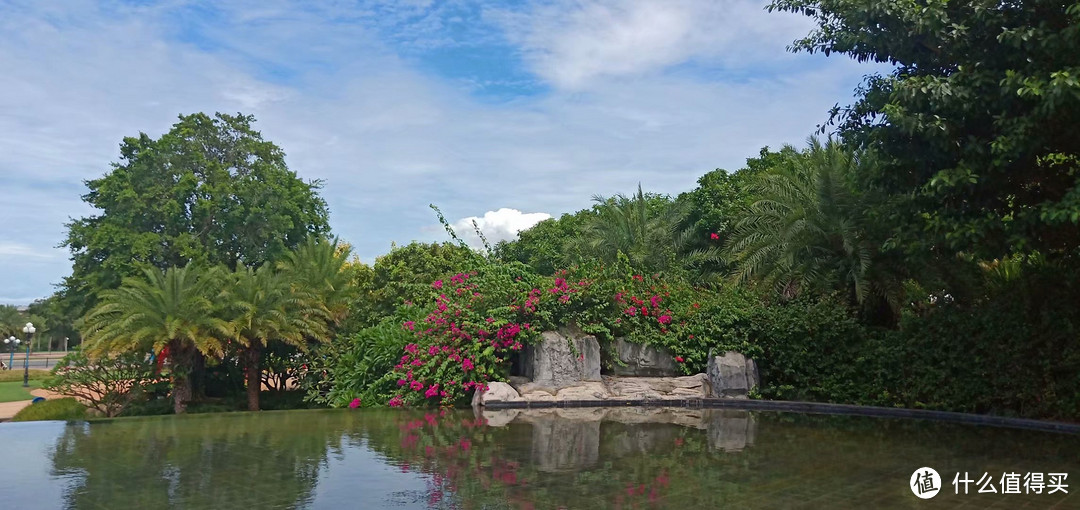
[63,112,330,307]
[770,0,1080,260]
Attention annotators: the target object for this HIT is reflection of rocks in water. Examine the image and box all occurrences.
[705,409,757,452]
[527,412,600,472]
[604,423,679,457]
[480,406,759,471]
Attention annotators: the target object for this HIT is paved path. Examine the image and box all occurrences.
[0,388,66,421]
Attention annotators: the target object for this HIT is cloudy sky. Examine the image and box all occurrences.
[0,0,876,304]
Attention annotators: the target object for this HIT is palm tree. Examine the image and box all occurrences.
[80,265,228,414]
[222,264,327,411]
[725,137,900,309]
[566,184,720,275]
[277,237,357,328]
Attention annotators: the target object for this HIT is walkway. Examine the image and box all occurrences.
[0,388,66,421]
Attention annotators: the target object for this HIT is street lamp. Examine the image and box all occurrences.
[3,336,19,371]
[21,322,35,387]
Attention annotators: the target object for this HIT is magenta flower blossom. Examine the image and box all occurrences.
[432,280,443,289]
[624,307,638,316]
[348,398,362,409]
[424,384,440,398]
[658,315,672,324]
[410,380,424,391]
[388,395,404,407]
[462,358,474,371]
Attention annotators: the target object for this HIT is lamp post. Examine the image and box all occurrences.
[21,322,35,387]
[3,336,19,370]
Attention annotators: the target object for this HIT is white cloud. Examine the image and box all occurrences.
[452,208,552,249]
[0,243,58,259]
[490,0,817,89]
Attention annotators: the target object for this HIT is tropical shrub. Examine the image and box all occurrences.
[11,397,87,422]
[44,349,165,417]
[386,263,552,407]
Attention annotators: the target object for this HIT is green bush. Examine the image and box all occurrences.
[11,397,87,422]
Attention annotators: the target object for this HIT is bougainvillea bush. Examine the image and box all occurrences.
[386,262,552,407]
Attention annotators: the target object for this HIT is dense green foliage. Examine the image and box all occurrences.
[769,0,1080,261]
[11,397,87,422]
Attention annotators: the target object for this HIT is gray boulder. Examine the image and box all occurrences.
[470,381,522,407]
[521,324,601,387]
[706,351,759,398]
[604,337,679,377]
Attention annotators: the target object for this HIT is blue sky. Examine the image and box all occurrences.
[0,0,878,304]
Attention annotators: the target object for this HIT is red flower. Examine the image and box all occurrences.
[710,233,719,240]
[675,356,685,363]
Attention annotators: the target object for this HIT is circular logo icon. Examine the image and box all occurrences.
[910,467,942,499]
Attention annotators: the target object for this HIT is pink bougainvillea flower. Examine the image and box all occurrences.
[650,295,661,308]
[432,280,443,289]
[624,307,637,316]
[658,314,672,324]
[462,358,475,371]
[403,321,415,331]
[388,395,404,407]
[410,380,424,391]
[397,379,407,386]
[349,398,362,409]
[710,232,719,240]
[675,356,685,363]
[425,384,440,399]
[633,274,644,281]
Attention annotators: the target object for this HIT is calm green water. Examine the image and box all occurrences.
[0,407,1077,509]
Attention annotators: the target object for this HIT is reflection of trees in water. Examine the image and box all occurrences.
[46,408,1080,509]
[50,411,358,509]
[359,408,1080,510]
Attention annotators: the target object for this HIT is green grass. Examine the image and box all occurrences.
[0,380,42,402]
[0,369,51,383]
[11,397,86,422]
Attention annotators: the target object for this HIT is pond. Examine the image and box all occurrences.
[0,407,1077,508]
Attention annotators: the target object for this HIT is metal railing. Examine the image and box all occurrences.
[0,352,70,371]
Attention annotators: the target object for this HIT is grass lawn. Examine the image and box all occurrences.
[0,380,43,402]
[0,369,50,383]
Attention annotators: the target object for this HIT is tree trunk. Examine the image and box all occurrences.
[191,351,207,401]
[245,345,262,412]
[169,340,192,414]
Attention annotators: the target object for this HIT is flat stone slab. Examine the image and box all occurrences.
[474,373,717,406]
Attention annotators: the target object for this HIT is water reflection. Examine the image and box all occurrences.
[485,407,758,473]
[0,407,1076,509]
